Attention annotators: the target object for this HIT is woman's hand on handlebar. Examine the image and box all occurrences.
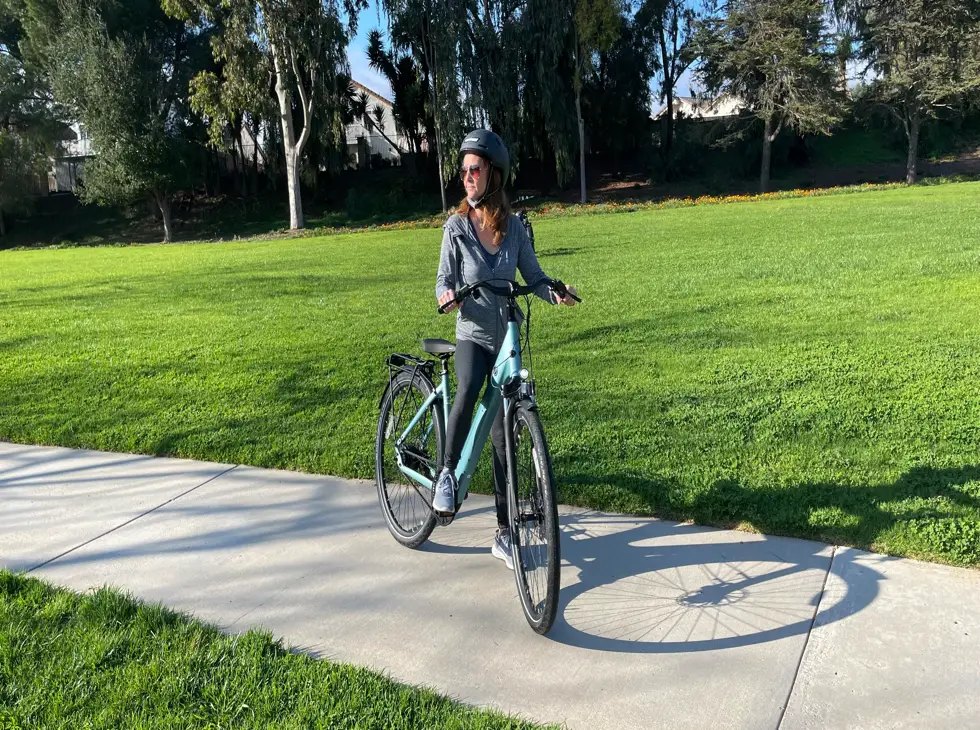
[555,284,578,307]
[438,289,460,314]
[548,279,579,307]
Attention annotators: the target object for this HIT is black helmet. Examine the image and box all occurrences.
[459,129,510,186]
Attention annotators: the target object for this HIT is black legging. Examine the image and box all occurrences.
[444,339,508,528]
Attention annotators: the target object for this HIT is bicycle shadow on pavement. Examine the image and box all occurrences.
[427,502,886,655]
[547,510,885,653]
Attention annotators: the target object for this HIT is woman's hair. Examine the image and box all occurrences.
[456,162,511,246]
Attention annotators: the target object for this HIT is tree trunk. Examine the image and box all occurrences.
[419,23,447,211]
[761,117,774,193]
[576,86,586,205]
[906,111,920,185]
[428,40,448,213]
[154,189,173,243]
[236,132,248,198]
[285,149,302,229]
[434,122,447,213]
[658,29,674,178]
[661,80,675,178]
[251,129,260,196]
[574,26,587,205]
[366,116,407,156]
[0,208,6,237]
[272,44,305,230]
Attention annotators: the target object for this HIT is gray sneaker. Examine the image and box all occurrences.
[433,468,456,514]
[491,528,514,570]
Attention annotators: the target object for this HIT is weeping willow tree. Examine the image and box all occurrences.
[381,0,591,201]
[515,0,580,187]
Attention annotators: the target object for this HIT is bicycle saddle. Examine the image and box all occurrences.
[422,338,456,356]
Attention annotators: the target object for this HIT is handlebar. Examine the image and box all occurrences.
[438,278,581,314]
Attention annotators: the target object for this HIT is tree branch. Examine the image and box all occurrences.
[768,116,784,142]
[290,46,312,155]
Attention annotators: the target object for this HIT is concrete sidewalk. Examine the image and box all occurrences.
[2,441,978,729]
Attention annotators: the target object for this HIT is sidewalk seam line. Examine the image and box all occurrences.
[26,464,239,574]
[229,568,315,628]
[775,544,837,730]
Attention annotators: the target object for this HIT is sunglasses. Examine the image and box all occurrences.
[459,163,484,181]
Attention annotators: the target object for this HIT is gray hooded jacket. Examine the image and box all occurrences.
[435,212,555,352]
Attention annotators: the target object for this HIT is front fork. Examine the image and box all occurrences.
[504,395,535,538]
[505,391,546,538]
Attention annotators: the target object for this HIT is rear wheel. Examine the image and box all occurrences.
[508,401,560,634]
[376,370,442,548]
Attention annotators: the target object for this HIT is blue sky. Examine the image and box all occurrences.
[348,1,395,98]
[346,1,696,108]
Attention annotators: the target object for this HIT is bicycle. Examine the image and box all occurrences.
[375,276,580,634]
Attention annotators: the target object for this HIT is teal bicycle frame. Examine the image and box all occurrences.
[394,318,523,505]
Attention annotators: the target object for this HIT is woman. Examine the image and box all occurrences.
[434,129,578,569]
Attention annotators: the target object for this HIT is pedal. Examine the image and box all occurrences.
[435,511,456,527]
[433,500,461,527]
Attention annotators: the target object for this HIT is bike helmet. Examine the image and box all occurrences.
[459,129,509,206]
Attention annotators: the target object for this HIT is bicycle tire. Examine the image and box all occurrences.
[508,400,560,634]
[376,370,443,548]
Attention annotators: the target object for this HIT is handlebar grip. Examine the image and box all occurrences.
[551,280,582,303]
[438,284,474,314]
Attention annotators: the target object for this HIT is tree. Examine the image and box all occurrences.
[166,0,364,230]
[514,0,580,188]
[381,0,469,211]
[11,0,202,242]
[367,28,428,155]
[381,0,467,212]
[381,0,611,198]
[697,0,841,191]
[643,0,696,176]
[0,122,47,236]
[573,0,621,203]
[580,6,659,166]
[45,0,204,242]
[0,0,61,236]
[182,8,273,199]
[850,0,980,184]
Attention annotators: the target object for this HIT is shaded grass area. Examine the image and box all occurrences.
[1,183,979,565]
[0,571,553,729]
[0,190,443,251]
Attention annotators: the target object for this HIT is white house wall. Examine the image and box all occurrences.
[346,84,411,166]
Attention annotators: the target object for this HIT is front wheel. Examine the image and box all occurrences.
[508,401,560,634]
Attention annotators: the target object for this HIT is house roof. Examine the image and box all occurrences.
[351,79,394,107]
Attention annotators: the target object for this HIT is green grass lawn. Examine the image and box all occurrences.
[0,572,552,729]
[2,183,979,565]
